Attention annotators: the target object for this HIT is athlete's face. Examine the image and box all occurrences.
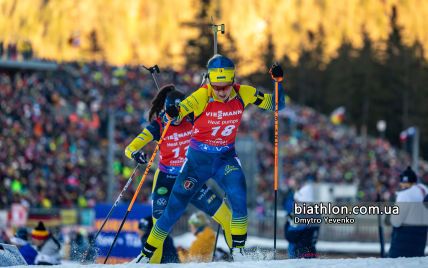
[164,103,182,125]
[212,84,233,101]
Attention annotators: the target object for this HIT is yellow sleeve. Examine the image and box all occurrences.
[178,87,209,119]
[236,85,256,107]
[124,128,154,159]
[239,84,285,111]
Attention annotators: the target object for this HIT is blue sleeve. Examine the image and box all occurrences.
[146,120,161,141]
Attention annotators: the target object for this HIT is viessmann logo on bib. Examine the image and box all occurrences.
[205,110,242,120]
[165,130,192,141]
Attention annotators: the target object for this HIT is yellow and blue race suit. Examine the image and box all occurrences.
[125,114,232,263]
[143,82,285,260]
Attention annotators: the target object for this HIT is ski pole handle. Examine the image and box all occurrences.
[141,64,161,91]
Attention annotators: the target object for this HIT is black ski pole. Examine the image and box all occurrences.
[201,17,225,86]
[212,223,221,261]
[80,164,140,263]
[104,64,166,263]
[211,196,227,262]
[210,16,225,55]
[376,184,385,257]
[103,121,172,264]
[200,72,208,86]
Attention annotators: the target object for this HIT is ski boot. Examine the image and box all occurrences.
[130,253,149,263]
[130,243,156,263]
[231,247,247,262]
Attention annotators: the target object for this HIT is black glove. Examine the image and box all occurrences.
[269,63,284,82]
[165,105,179,119]
[131,151,147,164]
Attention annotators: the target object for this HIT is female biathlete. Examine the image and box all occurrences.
[135,55,285,263]
[125,84,232,263]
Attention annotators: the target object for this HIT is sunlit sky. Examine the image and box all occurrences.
[1,0,427,74]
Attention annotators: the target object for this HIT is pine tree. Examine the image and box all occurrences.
[294,29,324,109]
[323,39,354,118]
[352,30,382,136]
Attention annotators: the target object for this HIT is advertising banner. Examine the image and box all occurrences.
[94,203,151,263]
[60,209,77,225]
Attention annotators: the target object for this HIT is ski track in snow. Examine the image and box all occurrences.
[6,257,428,268]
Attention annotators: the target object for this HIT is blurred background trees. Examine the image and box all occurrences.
[251,6,428,158]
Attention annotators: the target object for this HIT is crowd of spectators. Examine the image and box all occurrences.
[241,103,428,209]
[0,62,201,209]
[1,62,427,211]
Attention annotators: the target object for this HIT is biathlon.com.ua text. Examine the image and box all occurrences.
[293,202,400,225]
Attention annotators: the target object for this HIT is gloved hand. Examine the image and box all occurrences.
[269,63,284,82]
[165,105,179,119]
[131,151,147,164]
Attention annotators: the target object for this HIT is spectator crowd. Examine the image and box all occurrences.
[242,103,428,210]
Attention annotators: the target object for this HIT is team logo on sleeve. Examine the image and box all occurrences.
[156,198,167,206]
[183,177,197,190]
[157,187,168,195]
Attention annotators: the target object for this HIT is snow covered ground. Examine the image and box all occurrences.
[8,256,428,268]
[175,233,428,255]
[3,233,427,267]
